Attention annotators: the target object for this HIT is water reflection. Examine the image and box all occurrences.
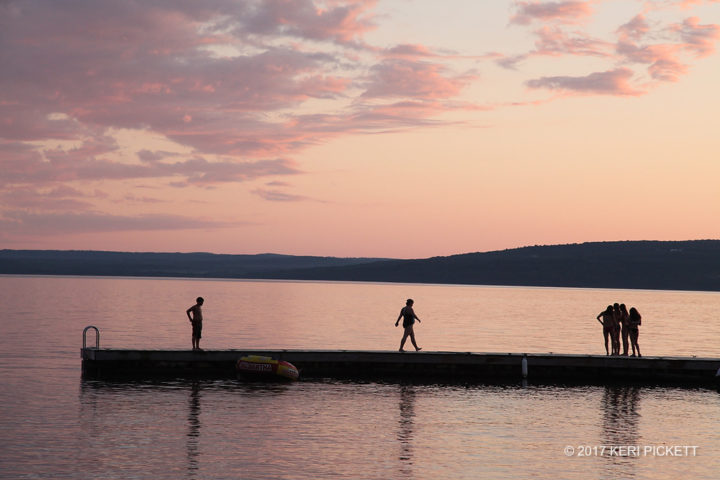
[186,381,201,478]
[601,386,641,477]
[602,386,641,445]
[397,385,416,477]
[78,378,298,479]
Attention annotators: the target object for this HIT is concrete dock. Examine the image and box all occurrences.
[80,348,720,385]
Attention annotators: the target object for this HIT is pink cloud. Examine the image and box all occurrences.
[532,26,612,57]
[348,102,451,131]
[665,0,720,9]
[123,194,165,204]
[647,54,689,82]
[500,11,611,69]
[362,59,477,100]
[137,150,179,163]
[2,138,301,187]
[251,188,317,202]
[287,97,489,139]
[0,105,87,142]
[384,44,439,59]
[495,54,530,70]
[182,157,302,185]
[382,44,490,61]
[504,4,719,91]
[526,68,644,96]
[615,15,719,82]
[56,49,352,134]
[237,0,377,45]
[617,42,687,81]
[510,1,594,25]
[0,187,95,211]
[617,14,651,42]
[279,108,437,140]
[672,16,720,56]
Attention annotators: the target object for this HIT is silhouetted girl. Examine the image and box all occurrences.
[619,303,630,356]
[628,307,642,357]
[395,299,422,352]
[596,305,615,356]
[612,303,622,355]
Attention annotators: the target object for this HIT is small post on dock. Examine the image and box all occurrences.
[521,354,528,379]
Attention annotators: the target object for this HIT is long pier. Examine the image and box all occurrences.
[80,348,720,385]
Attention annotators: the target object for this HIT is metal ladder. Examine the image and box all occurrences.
[82,325,100,350]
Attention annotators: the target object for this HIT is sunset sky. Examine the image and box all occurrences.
[2,0,719,258]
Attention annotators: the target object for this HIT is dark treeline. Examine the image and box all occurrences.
[0,250,388,279]
[2,240,720,291]
[259,240,720,291]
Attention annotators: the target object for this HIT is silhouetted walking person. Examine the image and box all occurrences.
[395,299,422,352]
[628,307,642,357]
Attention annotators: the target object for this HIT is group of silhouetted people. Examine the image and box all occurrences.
[597,303,642,357]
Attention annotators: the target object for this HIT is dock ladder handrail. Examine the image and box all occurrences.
[83,325,100,350]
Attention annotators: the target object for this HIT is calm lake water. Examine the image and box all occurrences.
[1,275,719,479]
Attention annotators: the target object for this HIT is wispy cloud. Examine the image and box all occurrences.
[502,1,720,95]
[532,25,612,57]
[672,16,720,56]
[228,0,378,45]
[615,14,720,82]
[526,68,643,96]
[2,142,301,187]
[252,188,317,202]
[0,187,97,211]
[510,1,594,26]
[0,210,245,235]
[362,59,477,100]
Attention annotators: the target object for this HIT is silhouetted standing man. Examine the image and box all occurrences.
[186,297,204,351]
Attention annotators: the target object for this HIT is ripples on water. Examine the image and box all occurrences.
[67,379,719,480]
[2,276,719,479]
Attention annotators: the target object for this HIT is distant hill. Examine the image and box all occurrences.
[0,250,388,278]
[1,240,719,291]
[257,240,720,291]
